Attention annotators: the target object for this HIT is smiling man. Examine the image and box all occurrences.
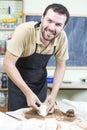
[4,3,70,114]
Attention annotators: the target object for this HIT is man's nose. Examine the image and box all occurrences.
[49,23,56,31]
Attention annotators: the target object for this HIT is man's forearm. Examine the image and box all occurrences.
[51,62,66,99]
[4,61,33,96]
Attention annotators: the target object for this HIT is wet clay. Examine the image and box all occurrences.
[24,108,76,122]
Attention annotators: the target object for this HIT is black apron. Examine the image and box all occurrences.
[8,23,56,111]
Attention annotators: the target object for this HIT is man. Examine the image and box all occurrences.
[4,3,70,114]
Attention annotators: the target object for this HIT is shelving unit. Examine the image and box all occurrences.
[0,28,15,30]
[0,0,23,112]
[0,0,23,32]
[0,0,23,70]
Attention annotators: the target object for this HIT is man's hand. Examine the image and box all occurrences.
[26,91,42,113]
[45,95,56,114]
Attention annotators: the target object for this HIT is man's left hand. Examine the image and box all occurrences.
[45,95,56,114]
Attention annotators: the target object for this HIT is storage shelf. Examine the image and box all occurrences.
[0,88,8,92]
[0,0,23,113]
[0,52,5,55]
[0,28,15,30]
[0,106,8,112]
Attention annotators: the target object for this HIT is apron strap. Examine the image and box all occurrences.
[35,43,38,53]
[34,22,41,28]
[53,46,56,54]
[35,44,56,54]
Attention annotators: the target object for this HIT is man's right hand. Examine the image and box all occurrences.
[26,91,42,113]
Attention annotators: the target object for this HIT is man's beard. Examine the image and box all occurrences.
[41,27,57,41]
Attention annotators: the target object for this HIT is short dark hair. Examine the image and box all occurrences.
[43,3,70,25]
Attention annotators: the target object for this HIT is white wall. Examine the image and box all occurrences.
[23,0,87,82]
[23,0,87,16]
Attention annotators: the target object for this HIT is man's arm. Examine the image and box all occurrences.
[3,51,42,111]
[51,61,66,99]
[46,61,66,113]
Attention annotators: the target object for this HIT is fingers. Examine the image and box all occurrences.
[48,107,54,113]
[45,100,55,114]
[32,99,42,113]
[47,104,55,114]
[36,99,42,106]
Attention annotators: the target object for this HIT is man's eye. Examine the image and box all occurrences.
[56,23,62,27]
[48,19,52,23]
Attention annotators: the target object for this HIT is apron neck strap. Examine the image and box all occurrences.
[34,22,41,28]
[53,46,56,54]
[35,43,56,54]
[35,43,38,53]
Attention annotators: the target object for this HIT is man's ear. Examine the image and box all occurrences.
[63,24,66,29]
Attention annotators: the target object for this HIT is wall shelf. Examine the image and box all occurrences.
[0,28,15,30]
[0,0,23,112]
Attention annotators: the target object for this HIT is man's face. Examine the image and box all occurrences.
[41,9,67,41]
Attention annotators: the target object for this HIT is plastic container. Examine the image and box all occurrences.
[0,92,5,107]
[47,77,54,83]
[2,18,17,23]
[1,73,8,88]
[0,40,6,53]
[0,55,4,71]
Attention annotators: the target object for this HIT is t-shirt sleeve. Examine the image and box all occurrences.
[55,31,69,62]
[7,23,28,57]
